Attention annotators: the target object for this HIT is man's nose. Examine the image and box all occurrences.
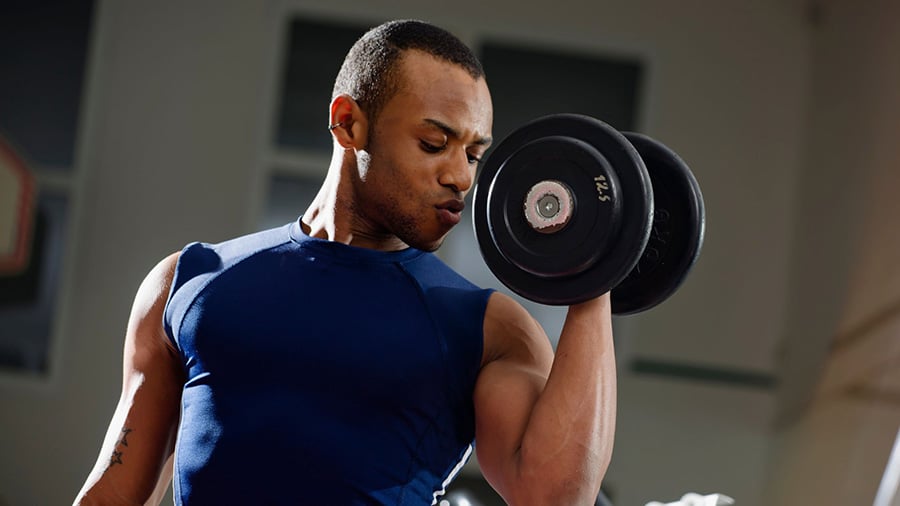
[438,149,474,194]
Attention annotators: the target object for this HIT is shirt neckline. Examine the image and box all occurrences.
[288,218,425,264]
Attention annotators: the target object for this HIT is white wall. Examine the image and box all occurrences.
[768,399,900,505]
[769,0,900,504]
[3,0,887,505]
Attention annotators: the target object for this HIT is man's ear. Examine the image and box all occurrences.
[329,94,368,149]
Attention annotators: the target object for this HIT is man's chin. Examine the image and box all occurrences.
[399,222,457,252]
[415,237,445,253]
[408,232,449,253]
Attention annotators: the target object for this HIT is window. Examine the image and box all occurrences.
[0,0,95,376]
[261,17,368,227]
[274,17,368,153]
[480,40,643,141]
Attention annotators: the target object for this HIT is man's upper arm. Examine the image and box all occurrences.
[75,252,185,505]
[473,292,555,503]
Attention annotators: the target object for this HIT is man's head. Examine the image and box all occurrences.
[326,20,493,253]
[332,20,485,127]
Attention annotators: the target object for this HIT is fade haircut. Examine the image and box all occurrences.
[332,20,485,124]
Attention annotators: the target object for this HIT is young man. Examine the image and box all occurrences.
[76,20,616,506]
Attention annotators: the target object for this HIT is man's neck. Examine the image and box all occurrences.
[301,158,409,252]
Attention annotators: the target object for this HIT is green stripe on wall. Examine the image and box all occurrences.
[630,358,777,390]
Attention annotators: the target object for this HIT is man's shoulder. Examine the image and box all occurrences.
[204,224,294,258]
[404,251,488,293]
[168,224,293,292]
[178,223,289,263]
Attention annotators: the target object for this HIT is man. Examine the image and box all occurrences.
[76,20,616,505]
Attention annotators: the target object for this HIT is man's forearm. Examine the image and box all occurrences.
[515,295,617,505]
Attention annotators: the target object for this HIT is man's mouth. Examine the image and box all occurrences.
[436,199,465,226]
[437,199,465,213]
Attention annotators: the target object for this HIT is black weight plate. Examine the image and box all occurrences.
[473,114,653,305]
[487,135,623,278]
[612,132,706,315]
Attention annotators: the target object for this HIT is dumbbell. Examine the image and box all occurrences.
[471,114,705,314]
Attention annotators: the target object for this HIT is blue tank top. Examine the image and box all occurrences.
[163,220,492,505]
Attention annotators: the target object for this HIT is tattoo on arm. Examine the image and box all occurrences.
[107,428,134,469]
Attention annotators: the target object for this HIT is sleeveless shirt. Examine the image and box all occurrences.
[163,220,492,505]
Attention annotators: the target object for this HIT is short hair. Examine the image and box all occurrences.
[332,20,485,124]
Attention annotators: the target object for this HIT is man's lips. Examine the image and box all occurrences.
[436,199,465,213]
[436,199,465,226]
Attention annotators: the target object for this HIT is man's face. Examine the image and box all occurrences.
[352,49,493,252]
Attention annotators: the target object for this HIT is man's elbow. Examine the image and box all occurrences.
[504,472,604,506]
[74,481,148,506]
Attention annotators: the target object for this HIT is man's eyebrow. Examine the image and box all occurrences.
[423,118,492,146]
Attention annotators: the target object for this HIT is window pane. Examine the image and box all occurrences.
[0,0,95,169]
[261,171,323,230]
[275,18,368,152]
[480,41,643,143]
[0,191,70,375]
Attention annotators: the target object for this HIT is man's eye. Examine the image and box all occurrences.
[420,140,444,153]
[467,154,483,165]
